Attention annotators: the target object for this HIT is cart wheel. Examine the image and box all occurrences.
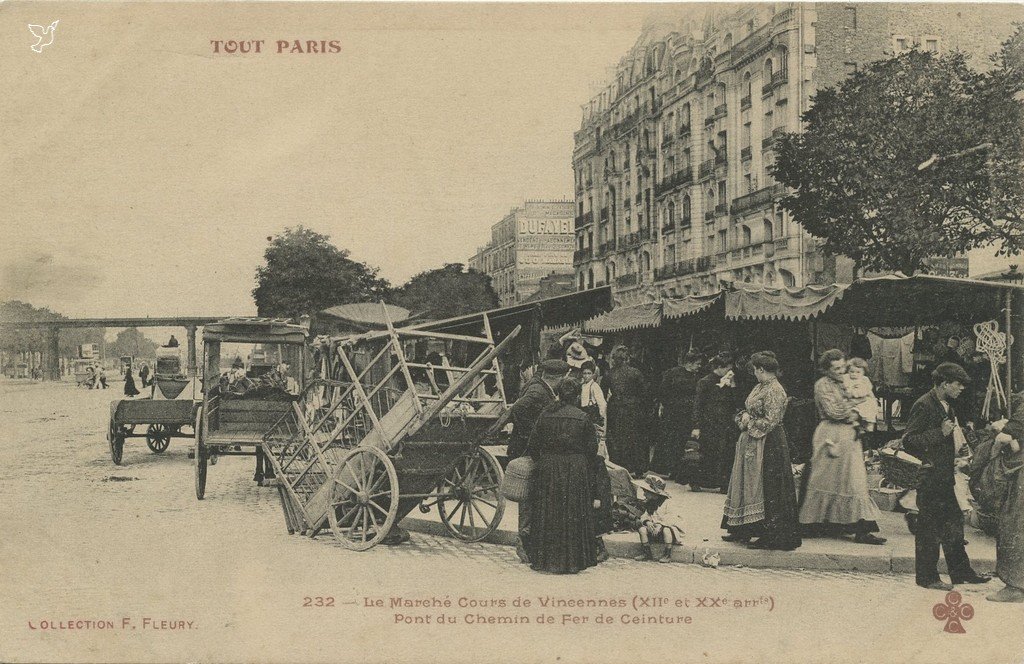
[146,424,172,453]
[437,447,505,542]
[194,408,207,500]
[327,447,399,551]
[107,418,125,466]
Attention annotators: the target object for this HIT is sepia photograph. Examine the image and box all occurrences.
[2,2,1024,662]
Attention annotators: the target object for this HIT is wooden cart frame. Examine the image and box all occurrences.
[261,308,517,550]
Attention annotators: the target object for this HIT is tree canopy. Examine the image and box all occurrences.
[773,36,1024,276]
[0,300,104,358]
[393,263,499,320]
[110,327,159,359]
[253,226,391,318]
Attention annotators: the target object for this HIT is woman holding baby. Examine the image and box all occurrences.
[798,349,887,544]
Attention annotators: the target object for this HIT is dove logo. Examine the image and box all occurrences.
[28,20,59,53]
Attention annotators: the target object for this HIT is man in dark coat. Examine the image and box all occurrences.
[691,353,738,491]
[903,362,991,590]
[651,351,702,480]
[490,359,567,563]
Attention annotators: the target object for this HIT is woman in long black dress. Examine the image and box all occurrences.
[602,345,650,475]
[527,379,602,574]
[123,367,140,397]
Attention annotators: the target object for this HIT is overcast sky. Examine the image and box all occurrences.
[1,2,647,318]
[1,2,1015,322]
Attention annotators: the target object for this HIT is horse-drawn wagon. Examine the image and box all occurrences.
[260,308,515,550]
[192,318,308,499]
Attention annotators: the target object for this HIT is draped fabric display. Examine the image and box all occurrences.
[583,293,722,334]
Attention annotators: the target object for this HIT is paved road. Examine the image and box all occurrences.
[1,379,1021,664]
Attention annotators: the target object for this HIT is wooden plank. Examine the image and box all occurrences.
[394,329,491,344]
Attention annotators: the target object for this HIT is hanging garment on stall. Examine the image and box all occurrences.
[867,332,915,388]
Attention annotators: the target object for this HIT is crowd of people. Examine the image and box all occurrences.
[496,332,1023,603]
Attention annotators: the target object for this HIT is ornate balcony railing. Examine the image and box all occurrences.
[575,211,594,228]
[678,123,691,137]
[696,256,714,272]
[573,247,594,263]
[731,184,783,215]
[699,159,715,180]
[704,211,716,222]
[714,203,729,217]
[661,222,675,235]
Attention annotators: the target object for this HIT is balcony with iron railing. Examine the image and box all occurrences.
[696,255,714,273]
[662,133,675,148]
[575,210,594,228]
[714,103,728,119]
[704,210,716,222]
[714,203,729,217]
[678,123,691,138]
[731,184,783,216]
[622,232,641,249]
[655,166,694,196]
[741,146,752,161]
[661,222,675,235]
[598,240,615,256]
[741,95,752,110]
[698,159,715,180]
[616,272,639,287]
[600,207,609,222]
[573,247,594,264]
[763,69,789,95]
[655,264,675,280]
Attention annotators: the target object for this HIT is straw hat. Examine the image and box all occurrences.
[631,474,670,498]
[565,341,591,368]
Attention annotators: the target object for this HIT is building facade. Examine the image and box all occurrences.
[468,200,576,306]
[572,3,1024,302]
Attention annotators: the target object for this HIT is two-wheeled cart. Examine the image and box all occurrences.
[262,308,515,550]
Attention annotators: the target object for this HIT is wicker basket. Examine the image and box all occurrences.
[879,446,925,490]
[500,456,534,503]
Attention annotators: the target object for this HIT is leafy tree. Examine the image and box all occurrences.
[393,264,499,319]
[253,226,391,318]
[773,46,1024,276]
[110,327,159,359]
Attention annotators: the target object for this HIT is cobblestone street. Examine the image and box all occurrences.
[1,379,1022,664]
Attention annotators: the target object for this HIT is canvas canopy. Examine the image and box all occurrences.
[203,318,308,344]
[583,293,722,334]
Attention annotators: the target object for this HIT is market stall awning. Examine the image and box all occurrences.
[726,284,848,320]
[825,274,1024,326]
[663,293,722,320]
[583,301,662,334]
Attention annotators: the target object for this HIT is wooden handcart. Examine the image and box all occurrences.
[261,308,516,550]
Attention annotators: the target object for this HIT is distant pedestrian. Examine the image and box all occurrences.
[167,335,179,348]
[139,363,151,388]
[123,368,140,397]
[97,367,108,389]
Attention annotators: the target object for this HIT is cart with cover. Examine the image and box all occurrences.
[106,343,199,464]
[193,318,308,499]
[261,308,516,550]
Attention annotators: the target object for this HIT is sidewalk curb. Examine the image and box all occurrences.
[400,516,996,575]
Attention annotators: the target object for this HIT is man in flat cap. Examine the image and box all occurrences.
[903,362,991,590]
[491,359,568,562]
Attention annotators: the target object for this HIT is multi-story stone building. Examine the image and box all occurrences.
[468,200,575,306]
[572,3,1024,301]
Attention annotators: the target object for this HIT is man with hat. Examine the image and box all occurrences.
[565,341,592,380]
[903,362,991,590]
[489,358,569,562]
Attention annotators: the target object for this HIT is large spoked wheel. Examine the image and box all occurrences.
[437,447,505,542]
[194,408,207,500]
[107,417,125,466]
[146,424,172,453]
[327,447,399,551]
